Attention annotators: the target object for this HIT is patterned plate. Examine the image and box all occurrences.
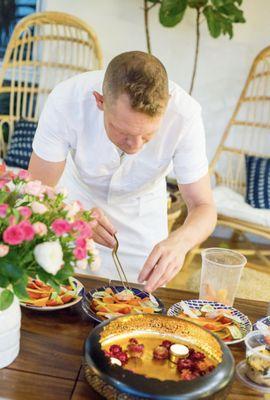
[253,316,270,331]
[20,278,84,311]
[167,299,252,345]
[82,285,166,323]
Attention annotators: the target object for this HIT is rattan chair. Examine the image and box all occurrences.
[184,46,270,271]
[0,11,103,156]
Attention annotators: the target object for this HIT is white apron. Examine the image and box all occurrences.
[58,153,168,283]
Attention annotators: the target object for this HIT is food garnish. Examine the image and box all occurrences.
[90,287,161,320]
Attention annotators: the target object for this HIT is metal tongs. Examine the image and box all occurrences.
[112,235,131,290]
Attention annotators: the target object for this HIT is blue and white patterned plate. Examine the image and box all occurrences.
[82,285,166,323]
[253,316,270,331]
[167,299,252,345]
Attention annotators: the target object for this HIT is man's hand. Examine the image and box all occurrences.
[138,233,188,293]
[91,207,117,248]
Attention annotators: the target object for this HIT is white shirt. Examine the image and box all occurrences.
[33,70,208,282]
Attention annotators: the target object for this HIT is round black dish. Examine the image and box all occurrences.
[84,315,235,400]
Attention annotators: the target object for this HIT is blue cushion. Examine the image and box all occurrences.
[4,120,37,169]
[245,155,270,209]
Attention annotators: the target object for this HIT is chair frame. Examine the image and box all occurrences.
[0,11,103,157]
[184,46,270,271]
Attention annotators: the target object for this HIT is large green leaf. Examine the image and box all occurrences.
[188,0,207,8]
[0,275,9,288]
[203,6,221,37]
[0,258,23,280]
[13,274,29,299]
[159,0,188,27]
[0,289,14,311]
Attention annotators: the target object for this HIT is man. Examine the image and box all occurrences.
[29,51,217,292]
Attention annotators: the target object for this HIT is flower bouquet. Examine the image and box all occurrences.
[0,164,98,311]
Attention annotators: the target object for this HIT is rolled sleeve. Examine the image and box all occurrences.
[173,109,209,184]
[32,92,70,162]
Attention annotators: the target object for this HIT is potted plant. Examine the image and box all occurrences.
[143,0,246,94]
[0,163,98,368]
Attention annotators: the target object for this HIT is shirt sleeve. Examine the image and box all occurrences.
[32,91,70,162]
[173,108,209,184]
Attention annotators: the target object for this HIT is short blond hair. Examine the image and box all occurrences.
[103,51,169,117]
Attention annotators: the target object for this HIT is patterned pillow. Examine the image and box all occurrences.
[4,120,37,169]
[245,155,270,209]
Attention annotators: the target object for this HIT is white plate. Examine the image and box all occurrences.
[20,278,84,311]
[167,299,252,345]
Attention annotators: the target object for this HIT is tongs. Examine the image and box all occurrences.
[112,234,131,290]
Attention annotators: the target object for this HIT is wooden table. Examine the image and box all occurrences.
[0,274,269,400]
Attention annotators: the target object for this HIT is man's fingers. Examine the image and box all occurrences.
[144,257,168,292]
[93,225,116,248]
[138,246,161,283]
[92,207,116,235]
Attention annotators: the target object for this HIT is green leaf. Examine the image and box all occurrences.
[13,274,29,299]
[203,6,221,37]
[218,3,245,22]
[0,275,9,288]
[159,0,188,27]
[0,191,9,203]
[0,259,23,280]
[188,0,207,8]
[0,289,14,311]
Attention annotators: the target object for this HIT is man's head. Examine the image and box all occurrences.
[93,51,169,154]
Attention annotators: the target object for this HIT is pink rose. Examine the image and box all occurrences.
[31,201,48,214]
[75,237,86,248]
[22,180,45,196]
[0,204,8,218]
[33,222,48,236]
[51,219,71,236]
[0,244,9,257]
[18,221,35,241]
[3,225,24,245]
[18,170,31,181]
[72,220,92,239]
[18,206,32,219]
[73,246,87,260]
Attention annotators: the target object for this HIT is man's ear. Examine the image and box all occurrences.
[93,91,104,111]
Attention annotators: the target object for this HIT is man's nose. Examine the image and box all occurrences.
[127,135,143,148]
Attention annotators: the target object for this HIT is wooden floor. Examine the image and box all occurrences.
[168,236,270,302]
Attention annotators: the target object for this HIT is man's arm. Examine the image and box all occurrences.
[28,152,66,187]
[138,173,217,292]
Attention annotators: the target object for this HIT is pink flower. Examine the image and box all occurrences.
[18,221,35,241]
[44,186,56,199]
[51,219,71,236]
[73,246,87,260]
[33,222,48,236]
[3,225,24,245]
[31,201,48,214]
[18,206,32,219]
[75,237,86,248]
[18,170,31,181]
[0,244,9,257]
[22,180,45,196]
[0,179,9,189]
[0,204,8,218]
[72,220,92,239]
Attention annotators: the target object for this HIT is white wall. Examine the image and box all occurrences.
[44,0,270,161]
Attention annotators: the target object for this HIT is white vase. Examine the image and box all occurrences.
[0,290,21,368]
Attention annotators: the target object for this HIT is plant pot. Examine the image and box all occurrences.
[0,290,21,368]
